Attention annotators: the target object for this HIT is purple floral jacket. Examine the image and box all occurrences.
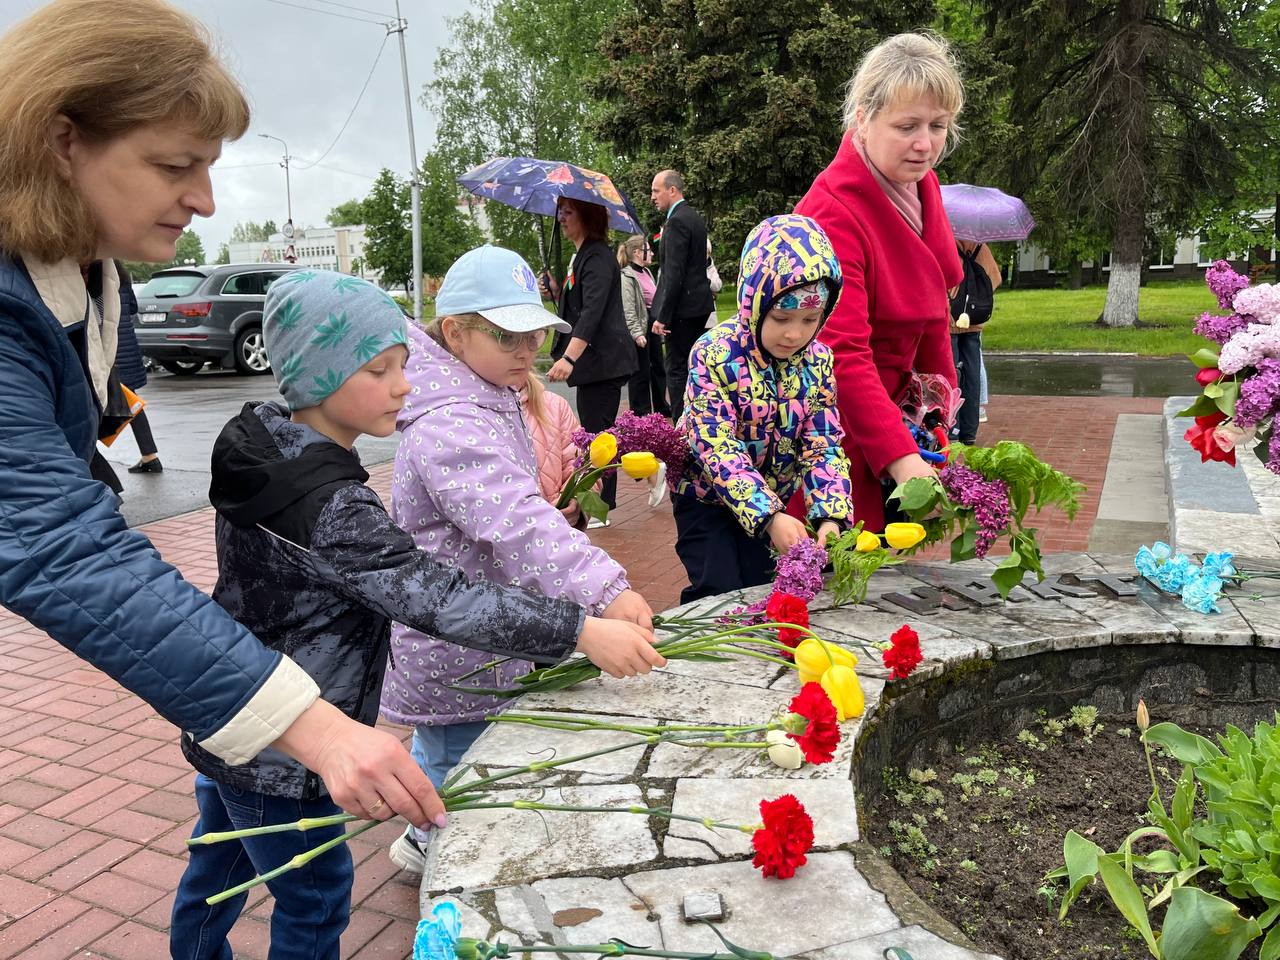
[380,325,629,726]
[675,214,855,536]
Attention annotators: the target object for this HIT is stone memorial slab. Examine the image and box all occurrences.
[531,876,661,947]
[663,778,858,858]
[424,783,659,891]
[621,853,900,957]
[520,670,793,725]
[802,925,1002,960]
[456,713,659,780]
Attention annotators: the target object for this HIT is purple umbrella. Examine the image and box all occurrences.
[458,156,644,234]
[939,184,1035,243]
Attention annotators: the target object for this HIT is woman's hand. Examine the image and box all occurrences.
[766,512,809,554]
[547,358,574,382]
[887,452,938,485]
[601,588,654,630]
[651,319,668,337]
[539,273,561,301]
[635,334,647,348]
[560,501,581,526]
[575,617,666,678]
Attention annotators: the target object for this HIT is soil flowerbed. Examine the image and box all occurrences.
[863,708,1267,960]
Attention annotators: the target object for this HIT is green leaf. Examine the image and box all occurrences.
[1059,830,1102,918]
[1096,854,1159,957]
[1216,380,1240,418]
[1132,849,1182,874]
[1159,886,1261,960]
[1261,925,1280,960]
[576,490,610,524]
[1203,383,1224,399]
[1144,723,1224,765]
[991,551,1027,598]
[1176,394,1222,419]
[1190,347,1222,369]
[891,476,942,514]
[950,524,977,562]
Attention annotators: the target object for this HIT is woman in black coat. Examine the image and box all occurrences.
[113,262,162,472]
[546,197,638,515]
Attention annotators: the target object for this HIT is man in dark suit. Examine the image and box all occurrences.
[650,169,714,423]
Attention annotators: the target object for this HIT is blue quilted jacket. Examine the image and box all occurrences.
[0,252,315,764]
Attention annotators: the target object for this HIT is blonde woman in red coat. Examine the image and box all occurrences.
[794,32,966,532]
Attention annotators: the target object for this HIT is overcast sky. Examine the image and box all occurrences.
[4,0,456,252]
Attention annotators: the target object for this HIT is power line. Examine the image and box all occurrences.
[305,162,380,180]
[262,0,384,25]
[211,161,282,171]
[294,34,390,171]
[305,0,393,18]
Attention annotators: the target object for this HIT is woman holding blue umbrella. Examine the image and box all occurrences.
[545,196,638,519]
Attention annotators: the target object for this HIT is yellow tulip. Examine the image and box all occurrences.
[855,530,881,553]
[794,639,857,686]
[620,451,659,479]
[588,432,618,469]
[884,522,926,550]
[820,664,865,721]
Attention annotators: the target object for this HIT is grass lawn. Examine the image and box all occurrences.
[712,279,1217,357]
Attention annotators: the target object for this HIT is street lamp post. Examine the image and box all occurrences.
[388,2,422,323]
[258,133,293,227]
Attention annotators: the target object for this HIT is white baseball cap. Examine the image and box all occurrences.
[435,245,571,333]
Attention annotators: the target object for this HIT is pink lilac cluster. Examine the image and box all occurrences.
[571,411,690,480]
[1234,283,1280,325]
[939,462,1012,559]
[1206,259,1250,310]
[1232,358,1280,428]
[1194,311,1249,345]
[718,597,768,625]
[1217,322,1280,375]
[773,538,829,601]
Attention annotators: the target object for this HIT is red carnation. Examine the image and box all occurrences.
[765,592,809,653]
[786,683,840,764]
[751,794,814,879]
[883,625,923,681]
[1184,411,1236,466]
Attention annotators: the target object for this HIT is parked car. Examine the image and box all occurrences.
[133,263,301,375]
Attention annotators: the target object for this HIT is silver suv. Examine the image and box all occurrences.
[134,263,300,375]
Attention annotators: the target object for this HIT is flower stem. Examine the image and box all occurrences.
[203,818,380,905]
[442,800,759,835]
[187,813,354,846]
[466,944,767,959]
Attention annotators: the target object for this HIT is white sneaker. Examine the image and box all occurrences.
[586,517,611,529]
[389,826,426,874]
[978,408,988,423]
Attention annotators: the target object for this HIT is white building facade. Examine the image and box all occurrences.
[227,224,380,285]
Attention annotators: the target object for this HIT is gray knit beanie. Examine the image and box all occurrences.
[262,269,409,410]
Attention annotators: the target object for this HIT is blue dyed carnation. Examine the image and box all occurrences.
[1200,551,1236,581]
[1181,573,1224,614]
[414,902,461,960]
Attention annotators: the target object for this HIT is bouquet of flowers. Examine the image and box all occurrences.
[1134,542,1242,614]
[558,411,689,523]
[1177,260,1280,470]
[887,441,1084,598]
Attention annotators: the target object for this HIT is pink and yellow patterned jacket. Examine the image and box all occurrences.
[675,215,854,536]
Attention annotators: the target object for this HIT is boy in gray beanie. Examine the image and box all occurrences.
[175,270,662,957]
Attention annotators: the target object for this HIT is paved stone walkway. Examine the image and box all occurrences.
[0,394,1162,959]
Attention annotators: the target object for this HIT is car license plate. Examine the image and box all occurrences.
[139,312,167,324]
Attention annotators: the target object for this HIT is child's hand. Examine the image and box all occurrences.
[766,512,808,554]
[815,520,840,546]
[560,501,582,526]
[601,588,653,630]
[576,617,666,678]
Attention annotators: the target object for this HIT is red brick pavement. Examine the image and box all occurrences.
[0,393,1162,958]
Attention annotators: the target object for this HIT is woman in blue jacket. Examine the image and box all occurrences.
[0,0,443,831]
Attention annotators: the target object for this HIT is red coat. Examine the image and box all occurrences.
[793,135,962,531]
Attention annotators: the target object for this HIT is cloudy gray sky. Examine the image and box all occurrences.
[4,0,456,252]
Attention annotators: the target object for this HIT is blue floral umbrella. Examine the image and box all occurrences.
[939,184,1035,243]
[457,156,644,234]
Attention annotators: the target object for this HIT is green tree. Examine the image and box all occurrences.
[419,151,485,278]
[979,0,1275,323]
[362,168,413,291]
[229,220,278,244]
[424,0,626,267]
[592,0,933,266]
[326,199,367,227]
[174,229,205,266]
[214,242,231,265]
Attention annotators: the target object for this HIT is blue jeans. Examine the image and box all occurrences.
[170,775,353,960]
[409,722,488,843]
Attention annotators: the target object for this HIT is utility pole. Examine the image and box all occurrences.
[258,133,293,226]
[388,2,422,322]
